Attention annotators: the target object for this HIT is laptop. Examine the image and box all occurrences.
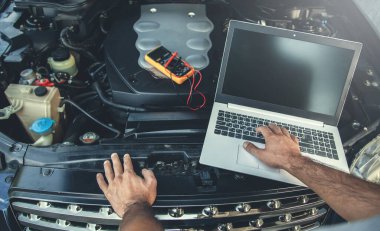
[200,20,362,186]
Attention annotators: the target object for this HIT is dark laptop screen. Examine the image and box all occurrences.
[222,28,355,116]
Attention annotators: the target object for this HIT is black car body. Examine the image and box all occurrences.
[0,0,380,230]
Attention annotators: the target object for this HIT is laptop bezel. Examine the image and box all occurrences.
[215,20,362,126]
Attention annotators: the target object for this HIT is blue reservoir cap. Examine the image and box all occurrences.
[30,118,55,135]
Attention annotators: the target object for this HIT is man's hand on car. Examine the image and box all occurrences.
[96,153,157,217]
[97,153,162,230]
[243,123,302,171]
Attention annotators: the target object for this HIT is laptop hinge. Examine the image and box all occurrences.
[227,103,324,127]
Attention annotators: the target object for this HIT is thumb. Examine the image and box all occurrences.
[142,169,157,187]
[243,142,263,157]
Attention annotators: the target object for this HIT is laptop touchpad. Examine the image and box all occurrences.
[236,145,280,172]
[236,145,259,168]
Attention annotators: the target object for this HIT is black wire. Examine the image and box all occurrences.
[60,27,98,62]
[72,89,111,102]
[127,70,146,79]
[139,69,190,111]
[61,99,121,138]
[71,108,100,125]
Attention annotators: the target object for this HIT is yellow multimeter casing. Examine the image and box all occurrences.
[145,46,195,85]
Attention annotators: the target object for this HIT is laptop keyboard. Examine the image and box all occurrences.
[214,110,339,160]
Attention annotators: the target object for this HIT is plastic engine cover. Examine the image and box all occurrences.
[134,4,214,78]
[105,3,218,107]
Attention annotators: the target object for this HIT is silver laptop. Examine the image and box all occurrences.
[200,20,362,186]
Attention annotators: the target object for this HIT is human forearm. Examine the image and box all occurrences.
[286,156,380,221]
[244,124,380,222]
[97,154,163,230]
[119,202,163,231]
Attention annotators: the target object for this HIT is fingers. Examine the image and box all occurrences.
[268,123,282,135]
[104,160,115,182]
[256,126,273,139]
[142,169,157,186]
[258,124,291,138]
[123,154,134,174]
[290,134,299,145]
[243,142,263,156]
[280,127,291,137]
[111,153,123,176]
[96,173,108,193]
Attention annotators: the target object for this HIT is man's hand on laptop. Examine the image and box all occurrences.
[244,124,380,222]
[243,123,301,171]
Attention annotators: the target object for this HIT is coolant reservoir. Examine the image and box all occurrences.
[4,84,61,142]
[48,47,78,77]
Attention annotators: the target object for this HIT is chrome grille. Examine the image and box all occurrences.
[12,193,328,231]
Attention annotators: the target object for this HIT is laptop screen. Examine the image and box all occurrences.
[222,28,356,117]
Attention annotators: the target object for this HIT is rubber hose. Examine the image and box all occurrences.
[60,27,98,62]
[61,99,121,138]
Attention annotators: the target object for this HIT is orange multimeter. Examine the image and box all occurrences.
[145,46,195,84]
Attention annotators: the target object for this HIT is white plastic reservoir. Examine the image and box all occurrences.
[4,84,61,142]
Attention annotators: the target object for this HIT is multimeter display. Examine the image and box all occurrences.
[147,46,170,60]
[145,46,195,84]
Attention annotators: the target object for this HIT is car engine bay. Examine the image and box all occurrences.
[0,0,379,147]
[0,0,380,230]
